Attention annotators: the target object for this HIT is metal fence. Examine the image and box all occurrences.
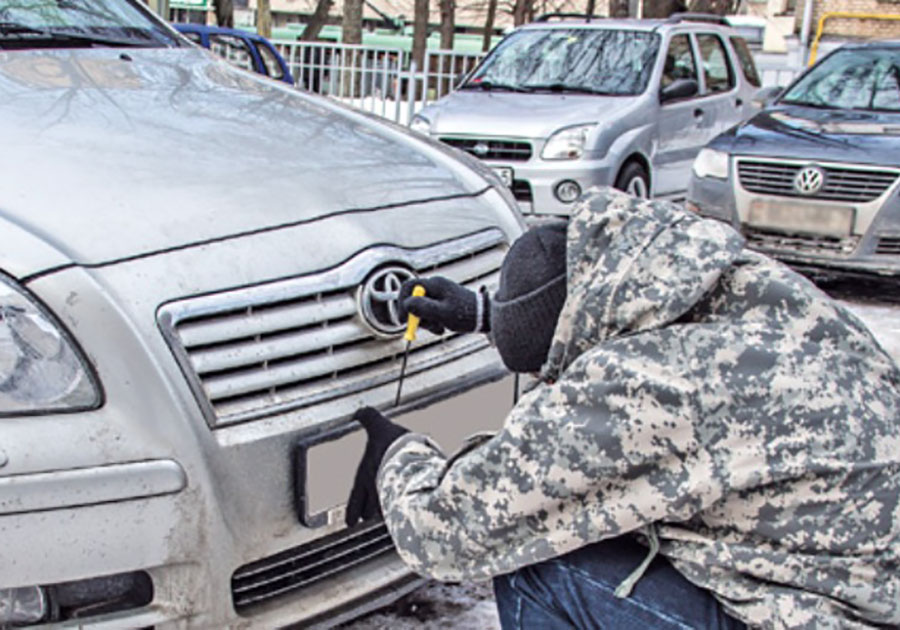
[272,40,484,125]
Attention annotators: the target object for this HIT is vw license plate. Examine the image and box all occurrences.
[492,167,514,187]
[294,378,513,528]
[747,200,854,237]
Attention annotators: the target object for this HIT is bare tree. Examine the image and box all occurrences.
[586,0,596,16]
[411,0,428,70]
[609,0,629,16]
[439,0,455,50]
[482,0,497,51]
[213,0,234,27]
[301,0,334,42]
[342,0,363,44]
[257,0,272,38]
[512,0,530,26]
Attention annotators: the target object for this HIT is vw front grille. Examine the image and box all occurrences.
[737,160,898,203]
[231,521,394,612]
[439,137,533,162]
[159,229,507,428]
[876,236,900,255]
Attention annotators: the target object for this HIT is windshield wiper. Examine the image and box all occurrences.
[0,21,161,48]
[460,80,529,93]
[525,83,617,95]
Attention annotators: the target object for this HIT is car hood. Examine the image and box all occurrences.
[423,90,640,139]
[719,104,900,165]
[0,47,490,274]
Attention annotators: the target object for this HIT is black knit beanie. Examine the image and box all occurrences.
[491,222,568,373]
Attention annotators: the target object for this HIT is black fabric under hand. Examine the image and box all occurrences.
[345,406,409,527]
[398,276,490,335]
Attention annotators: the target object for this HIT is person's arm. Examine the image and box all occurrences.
[377,346,724,582]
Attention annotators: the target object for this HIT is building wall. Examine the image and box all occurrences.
[794,0,900,39]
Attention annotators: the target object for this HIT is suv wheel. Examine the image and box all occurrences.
[615,162,650,198]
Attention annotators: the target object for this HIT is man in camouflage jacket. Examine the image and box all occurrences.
[348,188,900,628]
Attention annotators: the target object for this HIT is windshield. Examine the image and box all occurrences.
[781,48,900,111]
[465,28,660,95]
[0,0,179,48]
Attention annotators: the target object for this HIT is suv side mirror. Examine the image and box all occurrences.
[752,86,783,109]
[660,78,699,103]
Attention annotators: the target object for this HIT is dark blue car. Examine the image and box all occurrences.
[688,41,900,277]
[175,24,294,86]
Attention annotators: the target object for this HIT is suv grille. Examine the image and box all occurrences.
[737,160,898,203]
[439,137,532,161]
[232,522,394,613]
[744,226,860,257]
[876,236,900,255]
[159,230,507,428]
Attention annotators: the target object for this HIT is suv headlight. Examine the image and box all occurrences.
[541,124,596,160]
[0,275,100,414]
[409,115,432,134]
[692,148,730,180]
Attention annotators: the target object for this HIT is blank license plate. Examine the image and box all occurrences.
[295,377,514,527]
[492,167,514,187]
[747,199,854,236]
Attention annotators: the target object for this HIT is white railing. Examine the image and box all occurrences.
[271,40,484,125]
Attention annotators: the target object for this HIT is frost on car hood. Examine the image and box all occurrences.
[0,48,487,269]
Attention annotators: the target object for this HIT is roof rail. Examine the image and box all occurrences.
[534,13,604,23]
[666,12,731,26]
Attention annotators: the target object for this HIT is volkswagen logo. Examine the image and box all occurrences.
[357,265,417,336]
[793,166,825,196]
[472,142,490,157]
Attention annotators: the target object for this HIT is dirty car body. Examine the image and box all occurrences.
[0,0,522,627]
[688,41,900,277]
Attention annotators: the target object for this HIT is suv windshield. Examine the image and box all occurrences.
[464,28,660,95]
[781,48,900,112]
[0,0,179,48]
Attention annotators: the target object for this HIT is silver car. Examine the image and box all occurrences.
[0,1,522,628]
[411,14,762,215]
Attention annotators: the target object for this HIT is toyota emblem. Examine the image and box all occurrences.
[357,266,417,336]
[793,166,825,196]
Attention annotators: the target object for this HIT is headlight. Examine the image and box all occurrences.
[692,148,730,180]
[541,124,596,160]
[0,275,100,414]
[409,115,432,134]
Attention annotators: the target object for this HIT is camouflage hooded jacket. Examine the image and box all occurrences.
[378,188,900,629]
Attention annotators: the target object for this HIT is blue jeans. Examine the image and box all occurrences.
[493,536,747,630]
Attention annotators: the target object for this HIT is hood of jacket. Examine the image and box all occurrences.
[543,187,745,380]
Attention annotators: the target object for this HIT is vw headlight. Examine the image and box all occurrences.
[692,148,730,180]
[409,115,432,135]
[0,275,99,414]
[541,124,596,160]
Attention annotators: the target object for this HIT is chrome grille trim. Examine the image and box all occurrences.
[737,159,899,203]
[439,137,533,162]
[231,521,395,611]
[159,229,508,428]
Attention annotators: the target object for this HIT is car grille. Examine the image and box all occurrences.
[512,180,533,202]
[744,226,861,257]
[439,137,532,162]
[232,521,394,613]
[159,229,507,428]
[737,160,899,203]
[876,236,900,255]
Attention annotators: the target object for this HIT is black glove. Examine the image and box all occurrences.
[398,276,490,335]
[345,406,409,527]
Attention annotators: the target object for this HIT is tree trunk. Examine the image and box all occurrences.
[609,0,629,17]
[213,0,234,27]
[482,0,497,51]
[411,0,428,70]
[342,0,363,44]
[257,0,272,38]
[301,0,334,42]
[586,0,595,16]
[641,0,686,18]
[512,0,530,27]
[439,0,455,51]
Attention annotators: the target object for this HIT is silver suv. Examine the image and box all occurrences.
[411,13,762,215]
[0,1,522,628]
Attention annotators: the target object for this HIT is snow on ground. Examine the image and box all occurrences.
[342,297,899,630]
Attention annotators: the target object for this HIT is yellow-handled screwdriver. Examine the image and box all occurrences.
[395,284,425,406]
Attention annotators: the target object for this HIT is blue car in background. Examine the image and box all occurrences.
[688,41,900,277]
[175,24,294,85]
